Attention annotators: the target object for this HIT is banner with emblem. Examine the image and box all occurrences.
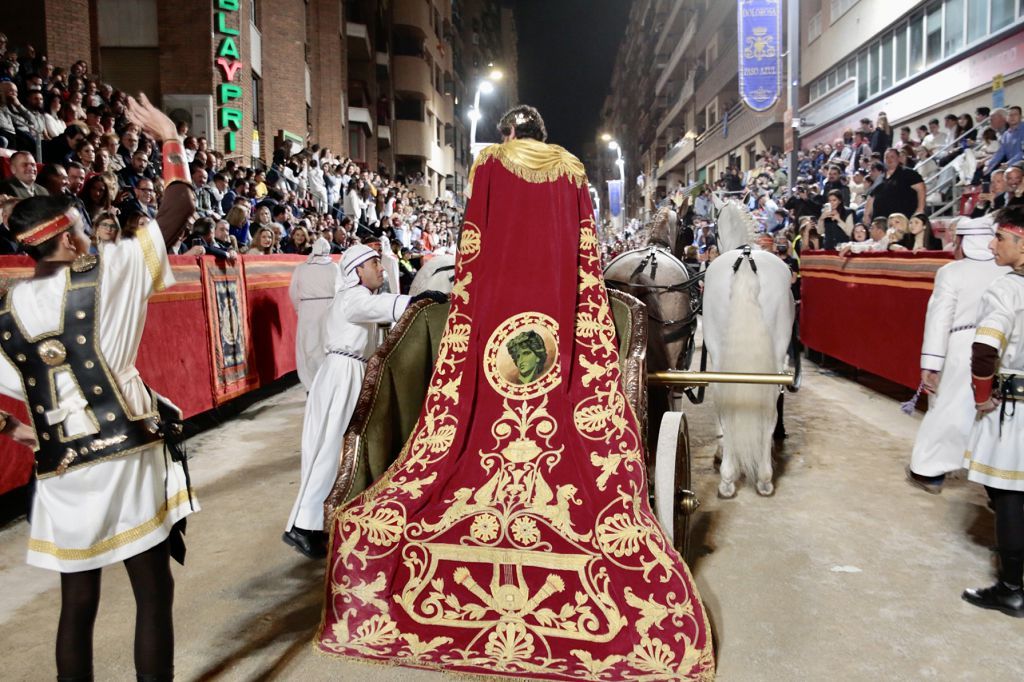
[607,179,622,217]
[738,0,781,112]
[200,257,259,403]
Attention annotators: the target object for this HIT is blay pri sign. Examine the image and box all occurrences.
[214,0,243,153]
[737,0,781,112]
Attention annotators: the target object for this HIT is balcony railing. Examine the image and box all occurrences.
[657,71,695,137]
[655,19,696,94]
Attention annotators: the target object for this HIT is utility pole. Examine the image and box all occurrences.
[787,0,800,186]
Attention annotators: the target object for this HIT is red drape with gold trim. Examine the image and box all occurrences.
[800,251,952,389]
[318,141,714,680]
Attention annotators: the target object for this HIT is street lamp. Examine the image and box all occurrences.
[469,69,504,158]
[602,135,626,232]
[607,139,625,180]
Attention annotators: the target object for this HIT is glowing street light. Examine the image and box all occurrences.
[469,68,504,158]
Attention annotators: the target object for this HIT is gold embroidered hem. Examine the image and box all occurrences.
[28,486,193,561]
[468,139,587,190]
[963,456,1024,481]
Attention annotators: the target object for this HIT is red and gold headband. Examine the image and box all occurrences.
[15,208,79,246]
[997,222,1024,238]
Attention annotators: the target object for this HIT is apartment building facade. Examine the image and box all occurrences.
[3,0,518,199]
[798,0,1024,152]
[601,0,1023,224]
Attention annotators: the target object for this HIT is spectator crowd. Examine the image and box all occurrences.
[0,34,462,294]
[602,104,1024,267]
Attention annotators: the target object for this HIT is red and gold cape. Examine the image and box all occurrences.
[317,138,715,680]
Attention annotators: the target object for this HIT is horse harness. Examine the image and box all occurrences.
[605,246,704,339]
[731,244,758,274]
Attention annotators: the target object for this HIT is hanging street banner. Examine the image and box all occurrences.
[607,179,622,217]
[737,0,781,112]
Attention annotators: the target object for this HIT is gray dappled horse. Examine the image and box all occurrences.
[603,205,702,453]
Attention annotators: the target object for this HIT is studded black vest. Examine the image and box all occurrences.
[0,254,177,478]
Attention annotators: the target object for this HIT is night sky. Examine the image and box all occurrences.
[510,0,631,158]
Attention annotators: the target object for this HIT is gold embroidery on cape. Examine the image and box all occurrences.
[320,191,716,679]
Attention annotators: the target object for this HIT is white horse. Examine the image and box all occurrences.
[702,200,795,497]
[409,254,456,297]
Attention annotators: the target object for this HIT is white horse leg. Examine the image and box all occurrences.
[718,449,738,498]
[755,442,775,496]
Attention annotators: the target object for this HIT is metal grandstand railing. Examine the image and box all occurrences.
[915,122,986,218]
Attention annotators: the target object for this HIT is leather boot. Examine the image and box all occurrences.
[962,550,1024,617]
[282,526,327,559]
[57,675,93,682]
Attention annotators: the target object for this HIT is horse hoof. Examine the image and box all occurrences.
[717,481,737,499]
[756,481,775,497]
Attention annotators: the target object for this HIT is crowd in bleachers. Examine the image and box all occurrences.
[602,104,1023,264]
[0,34,462,291]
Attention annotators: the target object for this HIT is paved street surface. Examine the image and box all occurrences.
[1,362,1022,680]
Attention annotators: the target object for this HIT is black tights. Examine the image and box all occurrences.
[986,486,1024,586]
[56,539,174,680]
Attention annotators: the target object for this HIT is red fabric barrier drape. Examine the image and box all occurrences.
[0,253,306,495]
[800,250,952,390]
[243,255,303,385]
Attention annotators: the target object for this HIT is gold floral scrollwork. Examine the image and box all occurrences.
[459,222,482,263]
[570,649,625,681]
[450,271,472,304]
[484,622,536,669]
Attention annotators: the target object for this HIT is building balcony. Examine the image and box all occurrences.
[695,48,737,112]
[654,0,686,60]
[657,135,696,179]
[348,106,374,135]
[694,102,782,168]
[393,55,431,99]
[376,51,390,70]
[346,22,371,60]
[655,19,695,95]
[378,124,391,141]
[656,71,695,137]
[395,119,430,158]
[393,0,431,39]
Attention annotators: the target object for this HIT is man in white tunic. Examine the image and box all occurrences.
[907,216,1008,492]
[283,244,446,558]
[0,94,196,681]
[962,204,1024,617]
[288,237,338,390]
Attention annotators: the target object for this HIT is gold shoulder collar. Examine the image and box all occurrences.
[469,138,588,188]
[71,253,99,273]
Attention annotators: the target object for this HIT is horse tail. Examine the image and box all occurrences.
[714,259,777,483]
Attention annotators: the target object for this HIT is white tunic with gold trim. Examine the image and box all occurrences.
[0,221,198,572]
[912,257,1007,475]
[964,272,1024,491]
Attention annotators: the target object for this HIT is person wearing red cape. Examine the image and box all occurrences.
[317,106,715,680]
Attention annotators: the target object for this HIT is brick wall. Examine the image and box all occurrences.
[308,0,346,156]
[258,0,309,160]
[157,0,213,96]
[43,0,92,70]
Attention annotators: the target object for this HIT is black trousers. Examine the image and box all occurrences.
[986,486,1024,586]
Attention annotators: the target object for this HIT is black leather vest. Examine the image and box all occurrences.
[0,254,177,478]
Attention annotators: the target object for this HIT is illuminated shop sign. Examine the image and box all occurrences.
[214,0,243,152]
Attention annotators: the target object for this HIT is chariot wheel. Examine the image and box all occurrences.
[653,411,699,561]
